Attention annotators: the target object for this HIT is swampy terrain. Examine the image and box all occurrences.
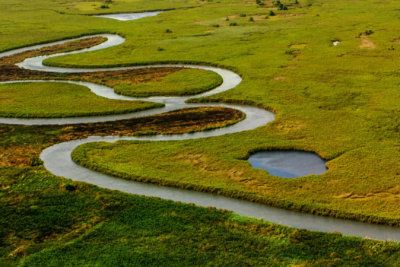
[1,0,400,265]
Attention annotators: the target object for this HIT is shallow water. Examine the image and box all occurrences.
[95,11,162,21]
[248,151,327,178]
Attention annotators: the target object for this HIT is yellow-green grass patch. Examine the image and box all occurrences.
[0,82,160,118]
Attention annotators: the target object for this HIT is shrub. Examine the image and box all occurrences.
[365,29,374,36]
[269,10,276,16]
[64,184,76,192]
[273,0,288,10]
[165,29,173,33]
[30,156,42,167]
[256,0,265,6]
[229,22,238,26]
[288,229,314,244]
[249,17,255,22]
[278,3,288,10]
[358,30,374,37]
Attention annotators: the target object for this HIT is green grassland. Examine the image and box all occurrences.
[1,0,400,265]
[0,82,160,118]
[0,67,222,117]
[40,0,400,224]
[112,68,223,97]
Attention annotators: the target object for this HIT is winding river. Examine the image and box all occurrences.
[1,12,399,241]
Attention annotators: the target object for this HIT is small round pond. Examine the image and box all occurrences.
[248,151,327,178]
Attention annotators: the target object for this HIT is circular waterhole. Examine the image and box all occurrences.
[248,151,327,178]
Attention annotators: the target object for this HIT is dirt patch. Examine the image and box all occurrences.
[359,36,376,49]
[392,37,400,44]
[334,186,400,201]
[0,37,109,67]
[0,145,43,167]
[273,76,286,81]
[0,107,244,167]
[58,107,244,141]
[274,119,306,135]
[290,43,307,49]
[0,36,183,85]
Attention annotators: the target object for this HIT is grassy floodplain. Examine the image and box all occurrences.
[113,68,223,97]
[0,35,223,117]
[51,0,400,224]
[1,0,400,265]
[0,82,159,118]
[0,66,222,117]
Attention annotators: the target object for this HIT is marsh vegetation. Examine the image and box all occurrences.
[1,0,400,265]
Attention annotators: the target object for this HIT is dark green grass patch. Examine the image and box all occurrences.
[1,168,399,266]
